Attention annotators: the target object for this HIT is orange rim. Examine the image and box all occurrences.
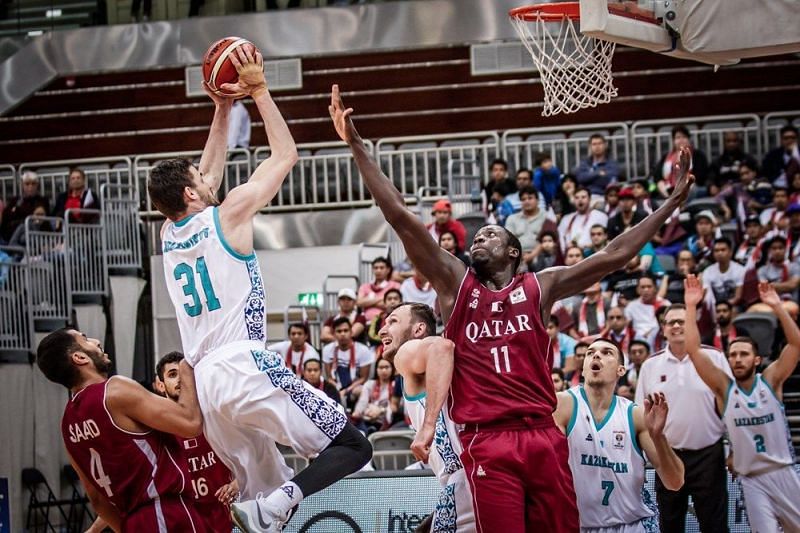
[509,2,580,22]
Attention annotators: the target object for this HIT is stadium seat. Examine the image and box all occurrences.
[369,430,415,471]
[458,211,488,249]
[63,464,95,531]
[22,467,72,533]
[656,254,676,275]
[732,312,777,358]
[684,198,723,218]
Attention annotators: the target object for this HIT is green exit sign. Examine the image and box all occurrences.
[298,292,323,307]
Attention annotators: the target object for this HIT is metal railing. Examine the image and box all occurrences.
[502,122,631,180]
[0,247,32,354]
[253,141,375,210]
[763,111,800,152]
[24,216,71,325]
[376,131,501,196]
[18,157,134,208]
[0,164,15,201]
[322,275,360,319]
[64,209,106,298]
[630,114,762,179]
[357,243,390,293]
[101,185,142,273]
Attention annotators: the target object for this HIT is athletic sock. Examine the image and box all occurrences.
[262,481,303,518]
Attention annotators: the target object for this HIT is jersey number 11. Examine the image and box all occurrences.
[490,346,511,373]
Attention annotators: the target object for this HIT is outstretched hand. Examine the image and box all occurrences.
[202,81,233,108]
[329,84,357,144]
[644,392,669,439]
[670,146,695,207]
[219,47,267,97]
[683,274,704,307]
[758,281,782,308]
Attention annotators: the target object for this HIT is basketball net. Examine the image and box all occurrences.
[510,6,618,116]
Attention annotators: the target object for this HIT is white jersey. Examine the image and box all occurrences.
[723,374,796,477]
[162,206,266,366]
[566,386,655,530]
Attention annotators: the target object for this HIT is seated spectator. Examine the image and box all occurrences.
[600,306,635,358]
[553,174,577,217]
[630,178,654,214]
[53,167,99,223]
[760,186,790,231]
[557,187,608,250]
[789,169,800,205]
[785,203,800,260]
[735,215,765,268]
[558,245,587,313]
[533,152,562,209]
[357,257,401,322]
[0,171,49,243]
[267,323,320,376]
[367,289,403,348]
[701,301,749,353]
[757,236,800,301]
[716,160,759,221]
[651,125,709,196]
[483,158,514,215]
[660,250,698,304]
[351,358,397,435]
[602,183,621,218]
[547,315,576,370]
[497,168,535,225]
[617,339,651,399]
[552,368,567,393]
[438,230,470,266]
[8,203,51,247]
[505,186,547,264]
[603,255,644,302]
[624,274,670,340]
[648,306,669,353]
[565,341,589,387]
[321,288,367,344]
[571,282,608,337]
[322,317,373,408]
[607,187,647,239]
[426,199,467,252]
[302,359,340,405]
[686,210,720,269]
[762,125,800,187]
[708,130,758,195]
[573,133,620,201]
[400,269,437,310]
[529,230,561,272]
[702,237,745,307]
[583,224,608,257]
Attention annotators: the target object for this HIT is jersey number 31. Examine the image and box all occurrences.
[174,257,221,317]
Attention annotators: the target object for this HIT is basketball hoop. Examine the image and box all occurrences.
[510,3,618,116]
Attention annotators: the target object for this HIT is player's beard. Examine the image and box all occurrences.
[89,351,112,376]
[382,328,412,363]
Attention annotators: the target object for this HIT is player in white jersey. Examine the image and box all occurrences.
[378,303,475,532]
[553,338,685,533]
[684,275,800,532]
[148,48,371,533]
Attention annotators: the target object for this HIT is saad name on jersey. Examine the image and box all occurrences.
[68,419,101,443]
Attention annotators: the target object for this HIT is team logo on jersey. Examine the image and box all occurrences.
[613,431,625,450]
[491,301,503,313]
[469,299,479,309]
[510,287,527,304]
[183,438,198,450]
[477,465,487,477]
[585,434,594,442]
[734,402,740,409]
[471,289,481,298]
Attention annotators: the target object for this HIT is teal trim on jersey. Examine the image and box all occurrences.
[173,213,196,227]
[760,374,781,403]
[736,376,759,397]
[580,386,617,432]
[628,402,643,459]
[722,379,735,416]
[403,388,427,402]
[212,207,256,262]
[566,389,579,436]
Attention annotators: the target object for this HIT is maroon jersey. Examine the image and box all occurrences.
[61,378,198,530]
[180,434,232,531]
[444,270,556,424]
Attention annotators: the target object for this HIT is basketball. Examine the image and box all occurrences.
[202,37,258,98]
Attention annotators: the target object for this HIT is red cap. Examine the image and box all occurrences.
[432,199,452,213]
[618,187,635,199]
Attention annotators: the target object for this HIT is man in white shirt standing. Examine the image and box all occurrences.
[322,317,373,406]
[557,186,608,250]
[701,237,745,307]
[267,323,320,376]
[624,274,670,342]
[400,270,437,309]
[635,303,733,533]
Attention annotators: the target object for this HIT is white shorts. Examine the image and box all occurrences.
[194,341,348,500]
[740,465,800,533]
[433,469,475,533]
[581,516,658,533]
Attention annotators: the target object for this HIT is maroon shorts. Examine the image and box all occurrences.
[459,416,579,533]
[123,495,206,532]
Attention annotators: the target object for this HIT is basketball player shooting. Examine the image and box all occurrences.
[330,84,694,531]
[148,50,371,533]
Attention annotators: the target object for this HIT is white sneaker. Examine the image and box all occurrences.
[230,499,287,533]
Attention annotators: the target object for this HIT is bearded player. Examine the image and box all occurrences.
[553,338,684,532]
[684,276,800,531]
[148,49,370,533]
[378,303,475,532]
[36,329,204,531]
[330,84,694,530]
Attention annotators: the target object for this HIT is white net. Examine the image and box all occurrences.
[510,9,618,116]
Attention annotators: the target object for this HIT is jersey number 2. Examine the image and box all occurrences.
[490,346,511,373]
[174,257,221,317]
[754,434,766,453]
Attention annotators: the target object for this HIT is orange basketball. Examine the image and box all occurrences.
[202,37,258,98]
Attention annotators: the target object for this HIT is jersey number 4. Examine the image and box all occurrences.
[89,447,114,497]
[174,257,221,317]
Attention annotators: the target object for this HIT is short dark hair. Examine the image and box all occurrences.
[575,341,590,352]
[384,288,402,303]
[629,339,650,354]
[37,329,81,389]
[714,237,733,250]
[552,367,565,379]
[589,133,606,143]
[548,315,560,327]
[638,273,657,285]
[372,256,393,277]
[393,302,437,337]
[740,160,758,172]
[539,230,557,242]
[156,351,184,382]
[332,316,352,330]
[515,168,532,179]
[590,224,607,234]
[664,303,687,316]
[534,152,552,166]
[288,322,310,336]
[148,158,194,219]
[303,358,322,370]
[671,125,690,139]
[715,301,732,311]
[590,338,625,366]
[574,186,591,197]
[769,235,788,248]
[518,185,539,199]
[780,125,799,137]
[728,336,759,355]
[490,158,508,171]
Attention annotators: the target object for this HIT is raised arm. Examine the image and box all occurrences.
[219,49,299,253]
[198,83,233,195]
[683,274,731,400]
[635,394,684,491]
[537,150,693,310]
[329,85,465,314]
[759,282,800,395]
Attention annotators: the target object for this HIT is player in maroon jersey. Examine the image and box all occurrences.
[155,351,238,532]
[36,328,205,532]
[330,85,694,531]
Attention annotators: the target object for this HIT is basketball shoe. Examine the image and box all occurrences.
[230,498,287,533]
